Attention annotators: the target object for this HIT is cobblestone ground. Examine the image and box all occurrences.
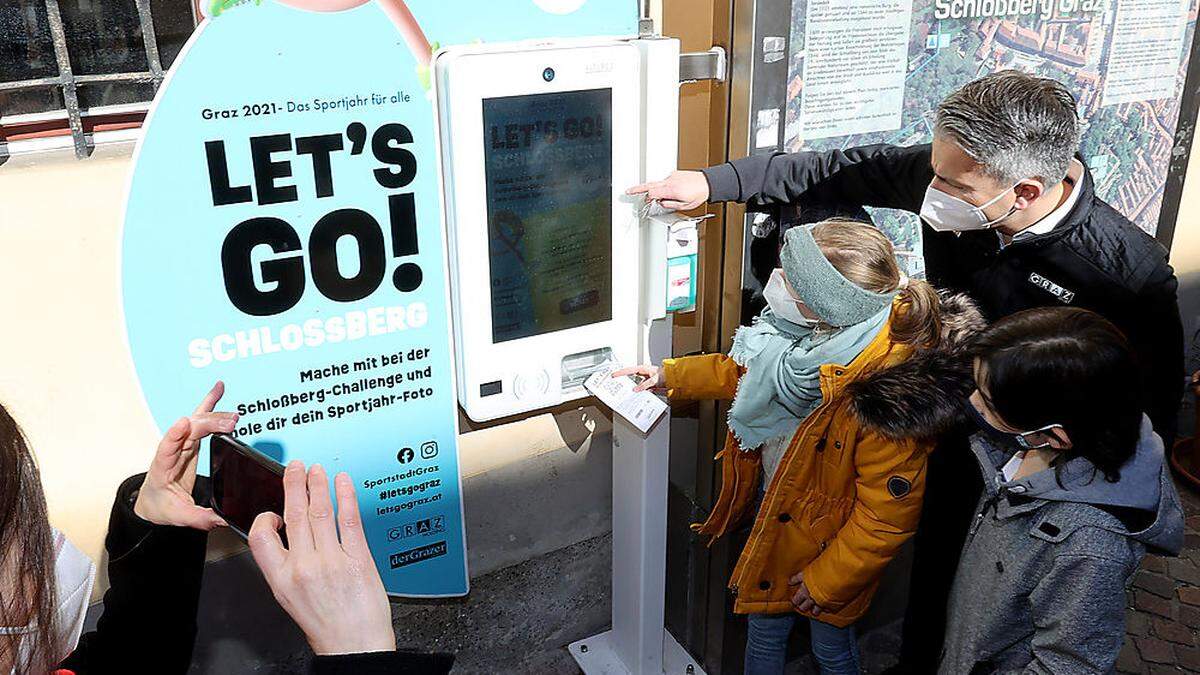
[1118,476,1200,674]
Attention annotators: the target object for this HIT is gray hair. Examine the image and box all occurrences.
[935,71,1080,187]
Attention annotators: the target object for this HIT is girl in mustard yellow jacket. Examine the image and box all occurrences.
[619,219,983,674]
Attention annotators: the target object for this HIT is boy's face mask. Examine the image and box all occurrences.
[763,269,819,327]
[0,530,95,671]
[920,182,1019,233]
[966,396,1064,450]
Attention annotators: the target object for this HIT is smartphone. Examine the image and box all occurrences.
[209,434,285,540]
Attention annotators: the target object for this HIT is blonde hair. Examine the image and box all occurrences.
[810,218,942,349]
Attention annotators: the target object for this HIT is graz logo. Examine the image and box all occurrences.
[1027,272,1075,304]
[389,540,448,569]
[387,515,446,542]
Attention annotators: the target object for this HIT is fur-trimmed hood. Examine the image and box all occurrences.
[848,291,985,441]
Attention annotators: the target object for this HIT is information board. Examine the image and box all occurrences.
[771,0,1198,257]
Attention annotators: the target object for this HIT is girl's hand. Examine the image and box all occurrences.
[788,572,824,617]
[612,365,662,393]
[134,381,237,531]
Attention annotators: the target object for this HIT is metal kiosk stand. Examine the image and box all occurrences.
[567,33,723,675]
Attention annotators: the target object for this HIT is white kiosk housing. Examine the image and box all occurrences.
[435,38,674,423]
[435,33,702,675]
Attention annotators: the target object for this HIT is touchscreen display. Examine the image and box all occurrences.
[482,88,613,343]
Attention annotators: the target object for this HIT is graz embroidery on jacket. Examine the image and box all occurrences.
[1027,272,1075,304]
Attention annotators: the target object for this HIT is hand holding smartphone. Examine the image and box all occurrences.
[209,434,285,540]
[247,462,399,656]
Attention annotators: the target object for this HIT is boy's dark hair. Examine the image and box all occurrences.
[971,307,1141,482]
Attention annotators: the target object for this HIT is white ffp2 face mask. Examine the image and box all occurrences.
[920,182,1018,233]
[0,529,95,672]
[763,269,819,327]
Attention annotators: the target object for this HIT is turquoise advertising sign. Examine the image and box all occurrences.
[122,0,636,596]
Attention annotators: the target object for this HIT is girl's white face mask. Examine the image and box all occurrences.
[0,530,95,671]
[763,269,819,327]
[919,182,1018,233]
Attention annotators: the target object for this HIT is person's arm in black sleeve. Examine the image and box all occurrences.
[701,143,933,211]
[59,473,210,675]
[1127,259,1184,448]
[312,650,454,675]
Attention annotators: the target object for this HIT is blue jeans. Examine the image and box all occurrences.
[744,612,860,675]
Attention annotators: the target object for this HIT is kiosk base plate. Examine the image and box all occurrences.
[568,629,705,675]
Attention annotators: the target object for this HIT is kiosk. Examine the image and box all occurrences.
[436,37,678,423]
[434,31,707,675]
[436,41,641,422]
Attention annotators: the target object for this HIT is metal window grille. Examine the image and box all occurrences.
[0,0,184,159]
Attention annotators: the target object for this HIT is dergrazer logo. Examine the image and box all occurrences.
[389,540,448,569]
[1027,272,1075,304]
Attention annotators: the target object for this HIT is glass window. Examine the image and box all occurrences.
[151,0,196,69]
[0,0,195,119]
[60,0,152,76]
[0,1,57,82]
[77,81,156,110]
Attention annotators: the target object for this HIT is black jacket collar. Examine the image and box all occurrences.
[1004,154,1095,249]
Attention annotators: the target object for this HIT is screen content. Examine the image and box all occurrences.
[210,434,285,539]
[482,88,613,344]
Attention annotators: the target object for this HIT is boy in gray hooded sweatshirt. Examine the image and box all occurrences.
[938,307,1184,674]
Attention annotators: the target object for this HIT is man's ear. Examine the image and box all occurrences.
[1047,426,1073,451]
[1012,179,1044,210]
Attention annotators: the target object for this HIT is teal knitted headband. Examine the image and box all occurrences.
[779,225,897,327]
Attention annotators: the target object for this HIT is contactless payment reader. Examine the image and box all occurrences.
[435,39,674,422]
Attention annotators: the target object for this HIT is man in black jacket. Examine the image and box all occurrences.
[630,70,1184,672]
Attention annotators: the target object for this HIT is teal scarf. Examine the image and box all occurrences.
[727,305,891,450]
